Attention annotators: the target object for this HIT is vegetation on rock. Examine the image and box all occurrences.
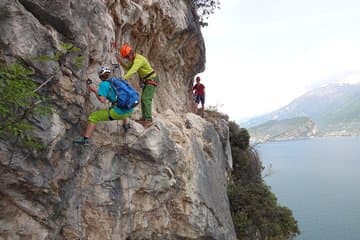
[228,121,300,239]
[192,0,220,26]
[0,42,82,152]
[0,63,49,149]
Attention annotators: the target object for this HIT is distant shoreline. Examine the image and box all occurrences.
[252,134,360,145]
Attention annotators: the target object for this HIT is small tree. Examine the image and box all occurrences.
[192,0,220,27]
[227,122,300,239]
[0,63,49,149]
[0,42,83,153]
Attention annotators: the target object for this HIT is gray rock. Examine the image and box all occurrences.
[0,1,235,239]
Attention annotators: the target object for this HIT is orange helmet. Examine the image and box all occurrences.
[119,44,132,58]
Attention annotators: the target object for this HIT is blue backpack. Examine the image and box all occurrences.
[108,77,139,109]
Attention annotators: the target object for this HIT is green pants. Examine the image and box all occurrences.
[141,76,159,120]
[88,108,132,124]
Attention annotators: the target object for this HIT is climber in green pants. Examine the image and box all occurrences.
[116,43,159,128]
[141,82,157,121]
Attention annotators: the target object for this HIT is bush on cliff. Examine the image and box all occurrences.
[192,0,220,26]
[0,63,49,149]
[0,42,81,153]
[228,121,300,239]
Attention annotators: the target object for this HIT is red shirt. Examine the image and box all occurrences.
[193,83,205,96]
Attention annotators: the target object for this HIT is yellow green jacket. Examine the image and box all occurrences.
[123,54,156,80]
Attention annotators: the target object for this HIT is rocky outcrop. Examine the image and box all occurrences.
[1,111,235,239]
[0,0,235,239]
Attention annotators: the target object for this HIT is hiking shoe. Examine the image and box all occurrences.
[135,119,153,128]
[73,137,90,145]
[123,123,131,131]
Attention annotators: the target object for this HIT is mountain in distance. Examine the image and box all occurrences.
[248,117,318,143]
[242,83,360,137]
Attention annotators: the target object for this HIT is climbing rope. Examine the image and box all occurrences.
[76,78,92,135]
[73,145,107,239]
[77,169,84,239]
[110,40,122,78]
[112,63,121,78]
[112,58,132,237]
[123,123,134,236]
[110,121,122,239]
[113,58,133,237]
[81,41,136,237]
[74,77,101,239]
[110,120,134,238]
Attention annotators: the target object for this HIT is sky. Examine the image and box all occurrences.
[199,0,360,122]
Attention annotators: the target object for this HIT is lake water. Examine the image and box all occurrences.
[258,137,360,240]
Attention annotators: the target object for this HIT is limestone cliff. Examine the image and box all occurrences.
[0,0,236,239]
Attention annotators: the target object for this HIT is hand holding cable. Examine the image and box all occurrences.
[86,79,97,94]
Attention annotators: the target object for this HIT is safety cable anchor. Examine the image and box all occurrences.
[112,63,120,69]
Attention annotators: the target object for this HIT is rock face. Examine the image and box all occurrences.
[0,0,236,239]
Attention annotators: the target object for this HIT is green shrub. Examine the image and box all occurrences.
[0,63,50,149]
[228,122,299,239]
[0,42,82,152]
[192,0,220,27]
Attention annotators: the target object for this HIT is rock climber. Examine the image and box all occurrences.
[116,44,159,128]
[74,66,133,145]
[192,76,205,117]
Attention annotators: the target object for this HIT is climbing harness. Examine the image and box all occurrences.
[144,79,158,86]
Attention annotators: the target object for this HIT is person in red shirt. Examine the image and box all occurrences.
[192,76,205,117]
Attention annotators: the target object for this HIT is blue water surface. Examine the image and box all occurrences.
[258,137,360,240]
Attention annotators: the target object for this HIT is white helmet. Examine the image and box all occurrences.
[98,66,111,77]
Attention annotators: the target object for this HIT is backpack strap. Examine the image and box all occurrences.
[108,78,118,105]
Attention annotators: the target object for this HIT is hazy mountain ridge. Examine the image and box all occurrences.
[242,83,360,139]
[248,117,318,143]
